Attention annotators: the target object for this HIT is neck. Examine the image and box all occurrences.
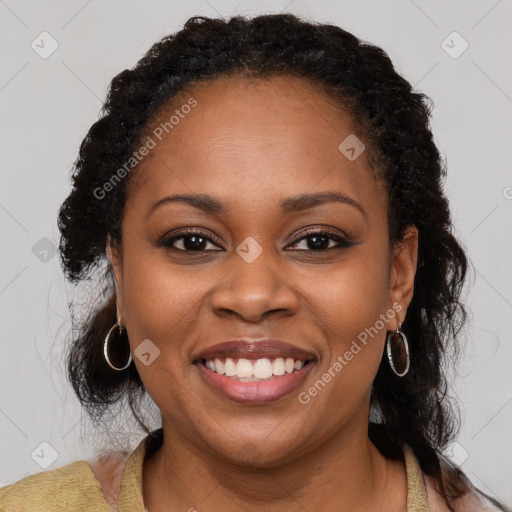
[143,413,402,511]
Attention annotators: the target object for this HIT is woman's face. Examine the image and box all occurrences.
[108,74,418,465]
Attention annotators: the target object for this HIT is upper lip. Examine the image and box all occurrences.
[192,339,317,363]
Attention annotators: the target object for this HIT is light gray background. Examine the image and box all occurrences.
[1,0,511,505]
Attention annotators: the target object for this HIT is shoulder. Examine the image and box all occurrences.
[88,451,130,509]
[0,453,128,512]
[401,443,508,512]
[424,473,508,512]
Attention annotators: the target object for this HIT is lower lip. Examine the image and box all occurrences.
[195,361,316,404]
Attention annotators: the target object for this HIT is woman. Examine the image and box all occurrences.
[1,13,508,512]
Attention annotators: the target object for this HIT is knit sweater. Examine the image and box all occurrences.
[0,429,504,511]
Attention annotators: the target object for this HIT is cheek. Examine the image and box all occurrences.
[120,241,210,360]
[307,248,391,383]
[286,250,392,441]
[120,249,210,412]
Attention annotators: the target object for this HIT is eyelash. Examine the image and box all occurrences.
[158,227,354,253]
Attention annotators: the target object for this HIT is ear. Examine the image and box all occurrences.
[387,225,419,330]
[106,234,125,322]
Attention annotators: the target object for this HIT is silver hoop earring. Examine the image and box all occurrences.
[104,323,132,371]
[386,322,410,377]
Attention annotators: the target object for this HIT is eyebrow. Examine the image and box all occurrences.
[147,191,367,220]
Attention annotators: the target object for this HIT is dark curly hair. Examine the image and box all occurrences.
[57,13,508,511]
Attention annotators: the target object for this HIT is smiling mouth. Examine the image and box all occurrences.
[198,356,315,382]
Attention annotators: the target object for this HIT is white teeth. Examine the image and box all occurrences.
[253,358,273,379]
[272,358,285,375]
[236,358,253,378]
[224,358,236,376]
[214,358,225,375]
[204,356,309,379]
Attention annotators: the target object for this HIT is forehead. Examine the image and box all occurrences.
[126,74,384,217]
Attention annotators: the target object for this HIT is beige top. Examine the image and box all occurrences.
[0,429,503,511]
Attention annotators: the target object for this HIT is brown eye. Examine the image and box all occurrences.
[158,229,223,252]
[286,229,354,252]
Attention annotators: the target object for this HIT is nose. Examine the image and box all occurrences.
[209,248,299,323]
